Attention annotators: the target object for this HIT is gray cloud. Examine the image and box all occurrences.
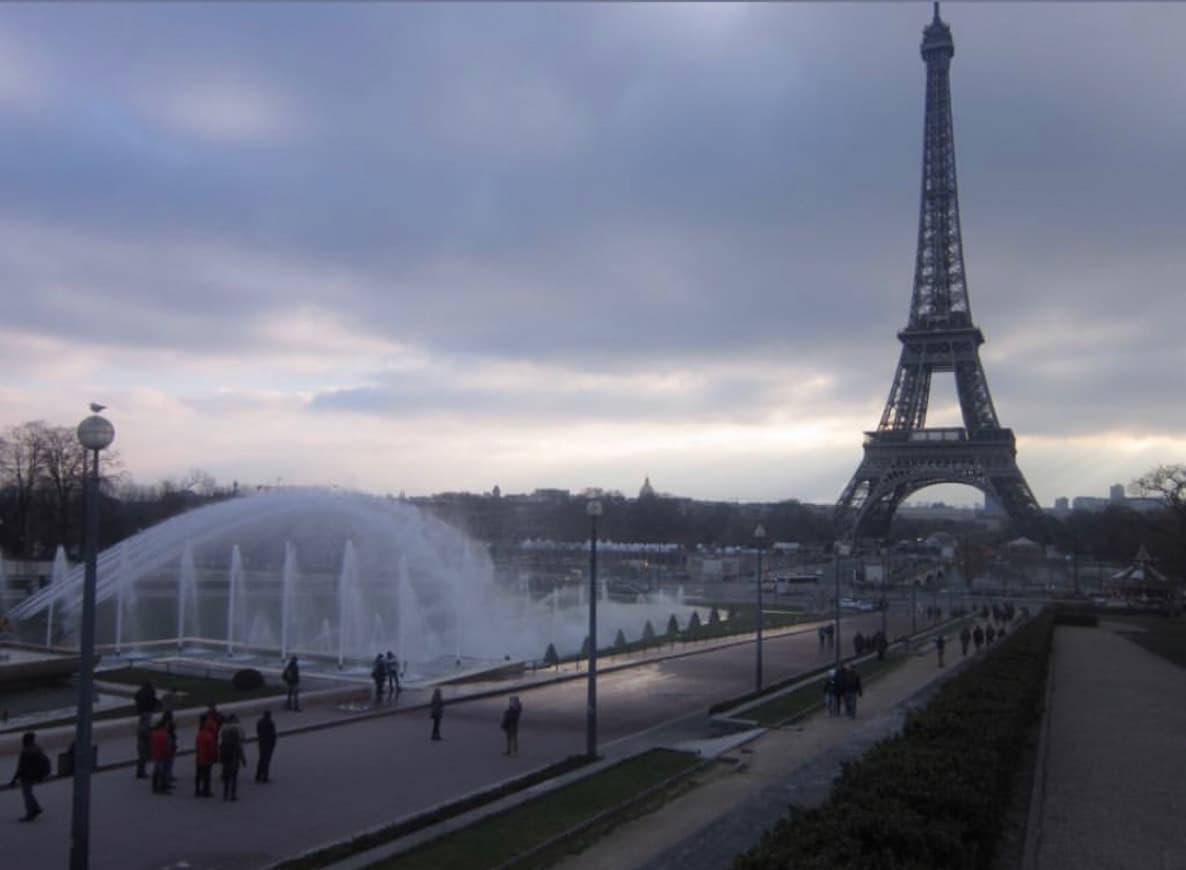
[0,2,1183,500]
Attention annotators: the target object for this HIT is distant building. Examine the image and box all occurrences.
[639,476,656,499]
[1054,497,1070,514]
[1109,483,1126,502]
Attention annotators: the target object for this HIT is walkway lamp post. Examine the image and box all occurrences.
[753,523,766,692]
[72,409,114,870]
[912,579,919,634]
[585,499,602,760]
[834,543,842,668]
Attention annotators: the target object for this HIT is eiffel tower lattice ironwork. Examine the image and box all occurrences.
[834,4,1043,540]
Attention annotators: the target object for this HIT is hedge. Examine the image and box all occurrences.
[733,610,1053,870]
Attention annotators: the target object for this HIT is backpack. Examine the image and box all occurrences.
[30,749,51,782]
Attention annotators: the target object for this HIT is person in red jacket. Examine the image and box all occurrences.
[150,716,173,794]
[194,717,218,797]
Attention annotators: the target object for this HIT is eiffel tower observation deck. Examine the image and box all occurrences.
[834,4,1044,541]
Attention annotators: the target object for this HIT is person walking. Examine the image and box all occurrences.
[283,656,301,711]
[8,731,50,822]
[986,624,997,645]
[219,714,246,801]
[824,669,839,717]
[385,651,401,698]
[960,625,972,657]
[973,624,985,653]
[501,696,522,756]
[429,688,444,741]
[194,716,217,797]
[841,665,863,719]
[135,711,152,779]
[935,634,946,668]
[255,711,277,783]
[372,654,387,704]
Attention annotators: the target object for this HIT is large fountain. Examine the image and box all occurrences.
[6,489,694,671]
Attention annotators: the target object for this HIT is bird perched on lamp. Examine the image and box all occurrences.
[89,403,106,413]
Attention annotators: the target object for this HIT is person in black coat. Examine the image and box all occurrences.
[134,681,158,716]
[9,732,49,821]
[255,711,277,783]
[283,656,301,711]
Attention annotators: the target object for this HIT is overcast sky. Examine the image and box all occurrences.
[1,2,1182,506]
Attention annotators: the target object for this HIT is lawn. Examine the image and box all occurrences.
[370,749,701,870]
[99,665,288,710]
[1112,616,1186,669]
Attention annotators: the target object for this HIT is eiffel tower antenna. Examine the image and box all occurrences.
[834,6,1044,541]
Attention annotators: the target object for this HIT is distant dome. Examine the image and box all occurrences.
[639,476,656,499]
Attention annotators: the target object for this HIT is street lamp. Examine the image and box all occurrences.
[912,579,919,634]
[753,524,766,692]
[834,543,842,668]
[72,409,114,870]
[585,499,602,760]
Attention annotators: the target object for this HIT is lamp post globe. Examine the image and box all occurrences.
[77,414,115,452]
[71,410,113,870]
[585,499,603,759]
[753,524,766,692]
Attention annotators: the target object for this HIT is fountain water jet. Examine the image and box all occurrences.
[4,489,700,665]
[281,541,296,662]
[177,543,197,652]
[226,545,244,657]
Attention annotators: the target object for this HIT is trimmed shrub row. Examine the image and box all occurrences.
[734,610,1053,870]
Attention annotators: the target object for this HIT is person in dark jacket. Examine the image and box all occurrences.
[841,665,863,718]
[9,731,49,821]
[385,651,401,698]
[973,624,985,652]
[935,634,946,668]
[219,714,246,801]
[283,656,301,711]
[429,688,444,740]
[194,716,218,797]
[824,669,839,717]
[134,681,158,716]
[372,654,387,704]
[255,711,277,783]
[501,696,522,756]
[960,625,972,657]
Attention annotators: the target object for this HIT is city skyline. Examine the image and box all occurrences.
[1,3,1183,506]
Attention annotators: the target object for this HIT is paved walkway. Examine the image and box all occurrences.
[1028,624,1186,870]
[1,614,926,870]
[557,637,974,870]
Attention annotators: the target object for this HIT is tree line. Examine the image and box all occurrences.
[2,416,1184,577]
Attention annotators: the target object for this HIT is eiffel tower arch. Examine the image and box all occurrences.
[835,4,1044,541]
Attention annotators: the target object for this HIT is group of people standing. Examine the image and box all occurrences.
[424,687,522,757]
[371,651,402,703]
[133,682,279,802]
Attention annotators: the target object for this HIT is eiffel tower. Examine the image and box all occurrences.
[834,4,1043,541]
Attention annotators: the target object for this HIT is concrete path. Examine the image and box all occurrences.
[0,612,921,870]
[556,637,974,870]
[1028,624,1186,870]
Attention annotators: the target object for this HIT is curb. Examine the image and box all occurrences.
[1020,622,1059,870]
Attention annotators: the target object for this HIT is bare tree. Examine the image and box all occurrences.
[1131,464,1186,514]
[39,424,86,547]
[1131,464,1186,577]
[0,421,50,553]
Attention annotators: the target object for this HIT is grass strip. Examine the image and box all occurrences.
[733,611,1053,870]
[1114,616,1186,669]
[369,749,700,870]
